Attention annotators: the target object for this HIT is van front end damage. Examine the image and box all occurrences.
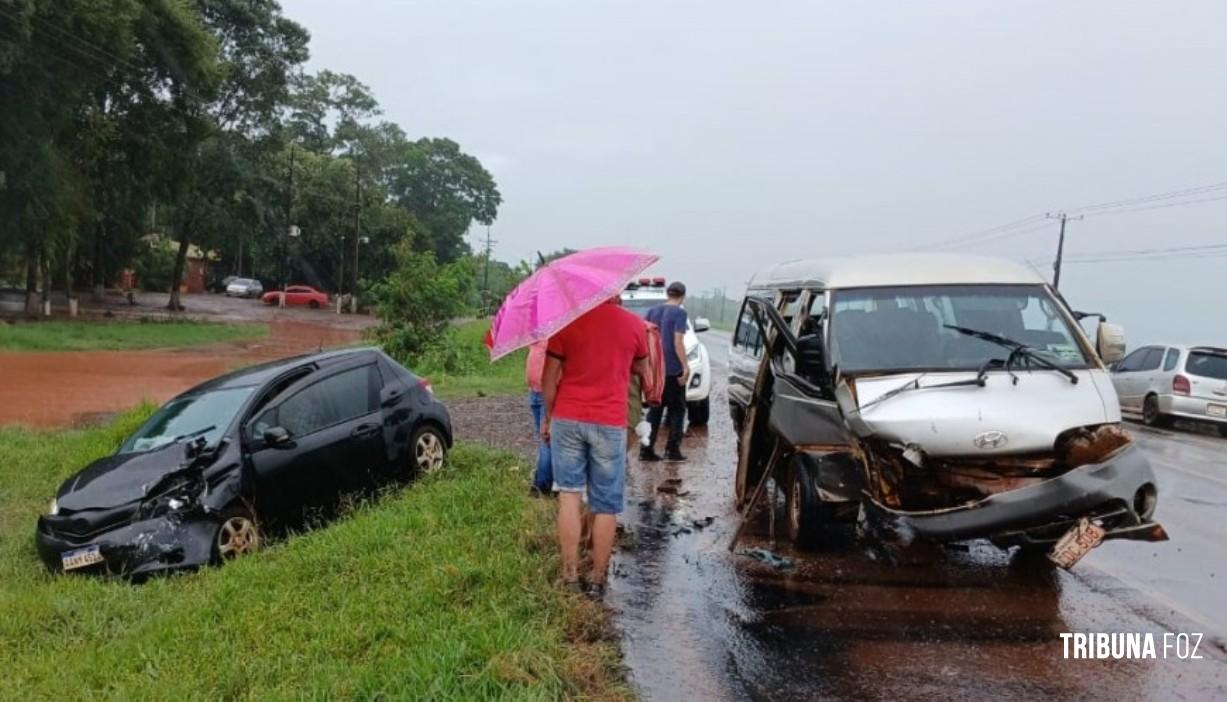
[858,442,1166,547]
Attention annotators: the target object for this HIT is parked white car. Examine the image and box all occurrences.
[1110,344,1227,435]
[621,278,713,425]
[225,278,264,298]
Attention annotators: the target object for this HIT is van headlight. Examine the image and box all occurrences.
[48,498,59,516]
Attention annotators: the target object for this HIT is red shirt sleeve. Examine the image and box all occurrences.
[547,330,567,360]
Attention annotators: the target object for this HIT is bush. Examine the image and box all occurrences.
[367,245,474,361]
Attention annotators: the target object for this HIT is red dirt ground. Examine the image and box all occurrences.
[1,320,365,428]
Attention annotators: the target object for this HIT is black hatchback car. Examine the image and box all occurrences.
[36,348,452,578]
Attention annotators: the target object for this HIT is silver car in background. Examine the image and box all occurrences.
[1110,344,1227,435]
[225,278,264,298]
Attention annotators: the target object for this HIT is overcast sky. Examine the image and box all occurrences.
[284,0,1227,345]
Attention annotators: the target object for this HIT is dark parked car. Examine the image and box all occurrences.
[36,348,452,578]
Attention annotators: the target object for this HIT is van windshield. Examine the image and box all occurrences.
[830,284,1090,373]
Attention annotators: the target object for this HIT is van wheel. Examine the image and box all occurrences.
[1142,395,1169,427]
[687,399,710,427]
[786,462,823,550]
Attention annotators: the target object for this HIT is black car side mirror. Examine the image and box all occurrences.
[263,426,292,447]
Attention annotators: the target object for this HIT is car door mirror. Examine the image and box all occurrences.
[1096,322,1126,364]
[263,426,292,447]
[694,317,711,333]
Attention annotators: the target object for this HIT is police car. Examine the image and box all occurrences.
[621,277,713,425]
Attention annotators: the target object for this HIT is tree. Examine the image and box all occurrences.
[387,137,502,263]
[0,0,216,311]
[164,0,309,310]
[367,244,474,361]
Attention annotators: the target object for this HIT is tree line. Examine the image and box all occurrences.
[0,0,501,313]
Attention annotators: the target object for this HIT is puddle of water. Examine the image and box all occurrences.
[0,320,363,428]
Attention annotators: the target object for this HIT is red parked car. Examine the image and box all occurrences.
[261,285,329,308]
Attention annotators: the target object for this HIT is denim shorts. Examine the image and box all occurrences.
[550,418,627,514]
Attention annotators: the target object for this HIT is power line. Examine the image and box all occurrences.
[916,214,1048,251]
[1063,181,1227,215]
[1079,193,1227,219]
[915,179,1227,251]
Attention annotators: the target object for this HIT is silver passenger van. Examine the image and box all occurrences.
[727,253,1166,565]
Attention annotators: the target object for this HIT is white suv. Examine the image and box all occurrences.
[621,279,713,425]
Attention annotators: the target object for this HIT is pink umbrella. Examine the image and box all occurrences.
[486,246,659,361]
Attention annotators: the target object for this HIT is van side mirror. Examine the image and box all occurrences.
[694,317,711,333]
[1096,322,1126,364]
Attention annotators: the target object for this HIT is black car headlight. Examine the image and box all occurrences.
[137,478,206,520]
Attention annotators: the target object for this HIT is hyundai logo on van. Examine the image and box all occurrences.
[973,430,1009,450]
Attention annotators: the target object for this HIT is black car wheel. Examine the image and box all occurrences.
[687,398,710,426]
[214,505,261,562]
[412,424,447,474]
[786,461,824,550]
[308,300,321,309]
[1142,394,1168,427]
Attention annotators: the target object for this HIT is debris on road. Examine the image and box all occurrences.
[736,548,795,570]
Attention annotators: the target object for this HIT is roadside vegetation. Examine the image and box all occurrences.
[0,413,628,700]
[412,319,527,399]
[0,318,266,352]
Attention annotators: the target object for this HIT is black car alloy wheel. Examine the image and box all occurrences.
[214,505,261,561]
[413,425,447,474]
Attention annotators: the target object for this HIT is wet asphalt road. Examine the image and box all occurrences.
[608,331,1227,701]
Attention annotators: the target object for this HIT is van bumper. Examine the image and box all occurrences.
[862,444,1167,546]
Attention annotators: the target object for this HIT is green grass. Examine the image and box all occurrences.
[0,319,266,352]
[411,319,528,400]
[0,414,627,700]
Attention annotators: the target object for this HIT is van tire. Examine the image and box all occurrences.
[1142,394,1169,427]
[687,399,710,427]
[786,461,823,550]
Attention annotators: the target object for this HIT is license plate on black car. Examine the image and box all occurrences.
[61,545,103,571]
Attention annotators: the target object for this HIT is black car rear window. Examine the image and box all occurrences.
[1187,351,1227,381]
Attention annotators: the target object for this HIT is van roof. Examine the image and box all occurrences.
[747,253,1046,290]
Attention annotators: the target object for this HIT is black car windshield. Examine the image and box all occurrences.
[831,284,1090,373]
[119,386,255,454]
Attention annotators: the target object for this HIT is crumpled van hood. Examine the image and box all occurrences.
[846,369,1114,456]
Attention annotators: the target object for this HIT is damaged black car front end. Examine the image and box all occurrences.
[36,437,246,578]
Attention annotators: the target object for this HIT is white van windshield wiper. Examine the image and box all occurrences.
[857,372,989,412]
[943,324,1078,384]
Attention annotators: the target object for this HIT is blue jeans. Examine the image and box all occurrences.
[529,391,552,490]
[550,417,627,515]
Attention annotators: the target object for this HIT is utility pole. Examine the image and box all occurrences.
[282,144,295,307]
[481,225,496,310]
[352,167,362,313]
[1046,212,1083,290]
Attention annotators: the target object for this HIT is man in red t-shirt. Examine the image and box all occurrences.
[542,298,649,599]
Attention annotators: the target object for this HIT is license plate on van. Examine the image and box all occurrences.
[61,545,103,571]
[1207,404,1227,418]
[1048,518,1105,570]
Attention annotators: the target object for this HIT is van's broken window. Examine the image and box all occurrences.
[830,284,1091,373]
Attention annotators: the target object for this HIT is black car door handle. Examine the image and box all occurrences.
[350,423,380,439]
[383,389,403,407]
